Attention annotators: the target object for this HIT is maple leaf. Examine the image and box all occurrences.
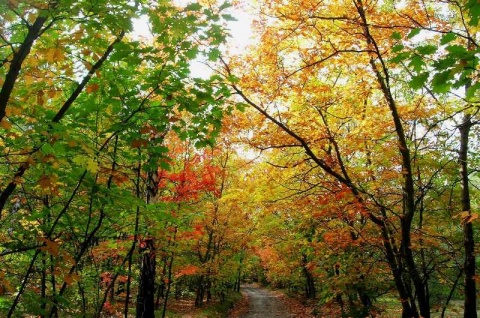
[73,156,99,173]
[64,273,80,285]
[131,139,148,148]
[86,158,100,173]
[39,237,60,256]
[37,174,56,189]
[86,83,100,93]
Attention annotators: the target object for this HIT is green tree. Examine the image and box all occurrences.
[0,1,234,316]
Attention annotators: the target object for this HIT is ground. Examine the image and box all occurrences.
[162,284,315,317]
[228,284,315,318]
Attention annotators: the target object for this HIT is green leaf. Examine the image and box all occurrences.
[41,143,55,155]
[440,32,457,45]
[52,142,66,156]
[185,3,202,11]
[466,81,480,100]
[431,71,452,93]
[467,0,480,25]
[208,48,221,61]
[446,45,468,56]
[390,52,410,64]
[409,73,429,89]
[391,44,404,53]
[185,47,199,59]
[391,31,402,40]
[222,14,237,21]
[219,2,231,11]
[409,55,426,72]
[433,56,456,70]
[86,158,100,173]
[416,45,437,55]
[407,28,421,39]
[159,160,171,171]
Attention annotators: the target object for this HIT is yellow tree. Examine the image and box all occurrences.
[221,1,469,317]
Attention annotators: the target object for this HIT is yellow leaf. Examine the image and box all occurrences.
[48,90,57,98]
[83,61,92,70]
[454,211,478,224]
[45,48,56,63]
[86,158,99,173]
[53,48,64,62]
[466,213,478,224]
[24,76,34,86]
[6,107,21,116]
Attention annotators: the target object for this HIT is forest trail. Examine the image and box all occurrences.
[239,285,291,318]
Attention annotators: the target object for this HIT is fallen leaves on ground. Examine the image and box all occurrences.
[271,290,316,318]
[228,291,250,317]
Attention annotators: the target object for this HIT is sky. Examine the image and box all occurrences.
[131,1,253,78]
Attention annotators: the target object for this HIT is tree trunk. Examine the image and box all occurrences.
[136,239,156,318]
[195,276,205,307]
[459,115,476,318]
[155,257,168,309]
[380,223,418,318]
[302,254,316,299]
[0,13,50,123]
[161,256,174,318]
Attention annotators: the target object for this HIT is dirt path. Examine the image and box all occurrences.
[239,285,291,318]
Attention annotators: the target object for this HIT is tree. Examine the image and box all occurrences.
[0,1,235,316]
[222,0,478,317]
[389,1,480,316]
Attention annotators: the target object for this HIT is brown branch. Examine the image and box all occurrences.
[0,31,125,218]
[0,14,50,123]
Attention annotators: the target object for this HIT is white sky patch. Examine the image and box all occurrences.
[130,2,253,78]
[224,7,253,54]
[131,15,152,40]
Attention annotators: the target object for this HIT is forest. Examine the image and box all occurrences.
[0,0,479,317]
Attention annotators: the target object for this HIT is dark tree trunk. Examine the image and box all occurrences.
[136,239,156,318]
[155,257,168,309]
[206,278,212,303]
[161,256,174,318]
[195,276,205,307]
[235,266,241,293]
[459,115,476,318]
[302,254,316,299]
[380,223,418,318]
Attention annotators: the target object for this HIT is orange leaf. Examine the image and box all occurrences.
[37,174,53,189]
[175,265,200,278]
[86,83,99,93]
[131,139,148,148]
[39,238,60,257]
[0,119,12,130]
[64,273,80,285]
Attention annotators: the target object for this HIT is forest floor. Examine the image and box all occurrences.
[156,287,476,317]
[228,284,315,318]
[162,284,315,317]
